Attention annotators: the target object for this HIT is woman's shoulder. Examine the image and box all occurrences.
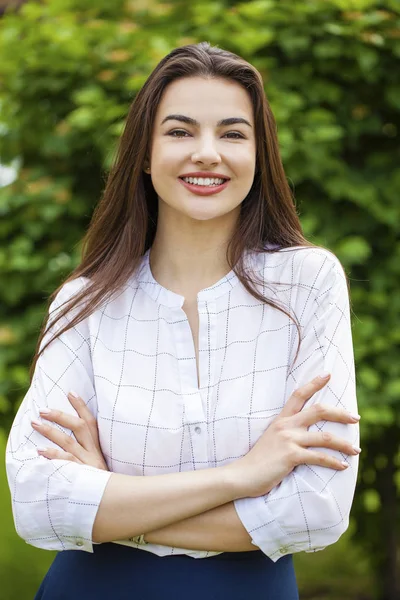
[50,276,92,311]
[252,244,346,290]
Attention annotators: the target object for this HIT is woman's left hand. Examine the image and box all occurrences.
[31,391,108,471]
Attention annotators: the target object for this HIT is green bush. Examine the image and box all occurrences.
[1,1,399,597]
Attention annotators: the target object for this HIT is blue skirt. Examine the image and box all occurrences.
[34,542,299,600]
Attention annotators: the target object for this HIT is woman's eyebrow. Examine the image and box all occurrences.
[160,114,252,128]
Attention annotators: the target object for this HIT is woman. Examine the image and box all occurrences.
[6,42,360,599]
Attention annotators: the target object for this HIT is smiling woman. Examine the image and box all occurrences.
[5,41,359,600]
[149,77,255,226]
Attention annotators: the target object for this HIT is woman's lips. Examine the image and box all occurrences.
[178,178,229,196]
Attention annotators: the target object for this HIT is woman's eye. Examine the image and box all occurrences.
[225,132,245,139]
[168,130,190,137]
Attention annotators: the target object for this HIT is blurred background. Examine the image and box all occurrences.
[0,0,399,598]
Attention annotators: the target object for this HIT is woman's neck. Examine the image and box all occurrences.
[149,208,239,297]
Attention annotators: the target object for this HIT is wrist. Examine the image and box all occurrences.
[219,462,245,500]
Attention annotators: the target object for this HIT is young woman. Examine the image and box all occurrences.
[6,42,360,599]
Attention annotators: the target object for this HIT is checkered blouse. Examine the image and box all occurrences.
[6,245,359,562]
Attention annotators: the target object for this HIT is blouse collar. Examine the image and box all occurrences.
[137,248,240,308]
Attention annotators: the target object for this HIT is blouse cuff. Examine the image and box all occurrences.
[63,466,112,552]
[234,495,303,563]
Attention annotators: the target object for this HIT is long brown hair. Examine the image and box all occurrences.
[29,41,314,382]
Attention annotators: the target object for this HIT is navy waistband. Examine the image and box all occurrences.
[109,544,270,562]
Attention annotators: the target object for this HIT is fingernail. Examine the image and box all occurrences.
[39,408,51,414]
[341,461,349,468]
[352,445,362,453]
[319,372,330,379]
[32,419,42,427]
[68,391,79,400]
[349,413,361,421]
[37,447,48,452]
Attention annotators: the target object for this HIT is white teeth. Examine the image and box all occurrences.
[181,177,226,186]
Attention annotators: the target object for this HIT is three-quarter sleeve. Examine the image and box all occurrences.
[234,252,360,562]
[5,278,112,552]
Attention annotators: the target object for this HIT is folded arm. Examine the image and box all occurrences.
[233,251,360,562]
[6,278,111,552]
[5,279,244,552]
[145,502,257,552]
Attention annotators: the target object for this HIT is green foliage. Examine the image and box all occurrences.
[294,520,377,600]
[1,0,399,597]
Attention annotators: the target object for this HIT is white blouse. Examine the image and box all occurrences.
[6,245,359,562]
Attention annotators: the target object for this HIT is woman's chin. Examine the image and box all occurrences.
[184,209,228,222]
[183,199,236,221]
[160,197,235,222]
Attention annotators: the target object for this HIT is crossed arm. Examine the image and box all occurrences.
[30,390,256,553]
[144,502,256,552]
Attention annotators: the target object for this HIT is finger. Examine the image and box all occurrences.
[293,403,361,429]
[67,392,100,445]
[297,430,361,456]
[298,448,351,471]
[38,407,95,451]
[280,374,331,418]
[37,446,83,464]
[31,419,88,462]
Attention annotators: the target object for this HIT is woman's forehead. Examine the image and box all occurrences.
[155,77,254,125]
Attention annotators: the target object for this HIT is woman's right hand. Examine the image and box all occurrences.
[228,374,361,499]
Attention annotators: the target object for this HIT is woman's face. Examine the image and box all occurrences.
[148,76,256,223]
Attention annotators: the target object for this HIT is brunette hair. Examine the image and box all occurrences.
[29,41,315,382]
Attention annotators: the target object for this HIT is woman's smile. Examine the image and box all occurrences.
[178,176,230,196]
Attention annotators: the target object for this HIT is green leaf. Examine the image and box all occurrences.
[336,236,372,264]
[363,489,381,513]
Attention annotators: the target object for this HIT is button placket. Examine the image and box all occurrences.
[198,299,219,467]
[173,306,208,464]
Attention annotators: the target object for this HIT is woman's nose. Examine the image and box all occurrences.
[191,136,221,165]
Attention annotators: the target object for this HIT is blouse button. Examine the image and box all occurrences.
[76,540,84,547]
[194,426,202,434]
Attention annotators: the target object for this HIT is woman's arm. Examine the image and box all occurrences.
[234,252,360,562]
[29,369,358,552]
[5,279,113,552]
[5,278,245,552]
[144,502,257,552]
[92,467,239,544]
